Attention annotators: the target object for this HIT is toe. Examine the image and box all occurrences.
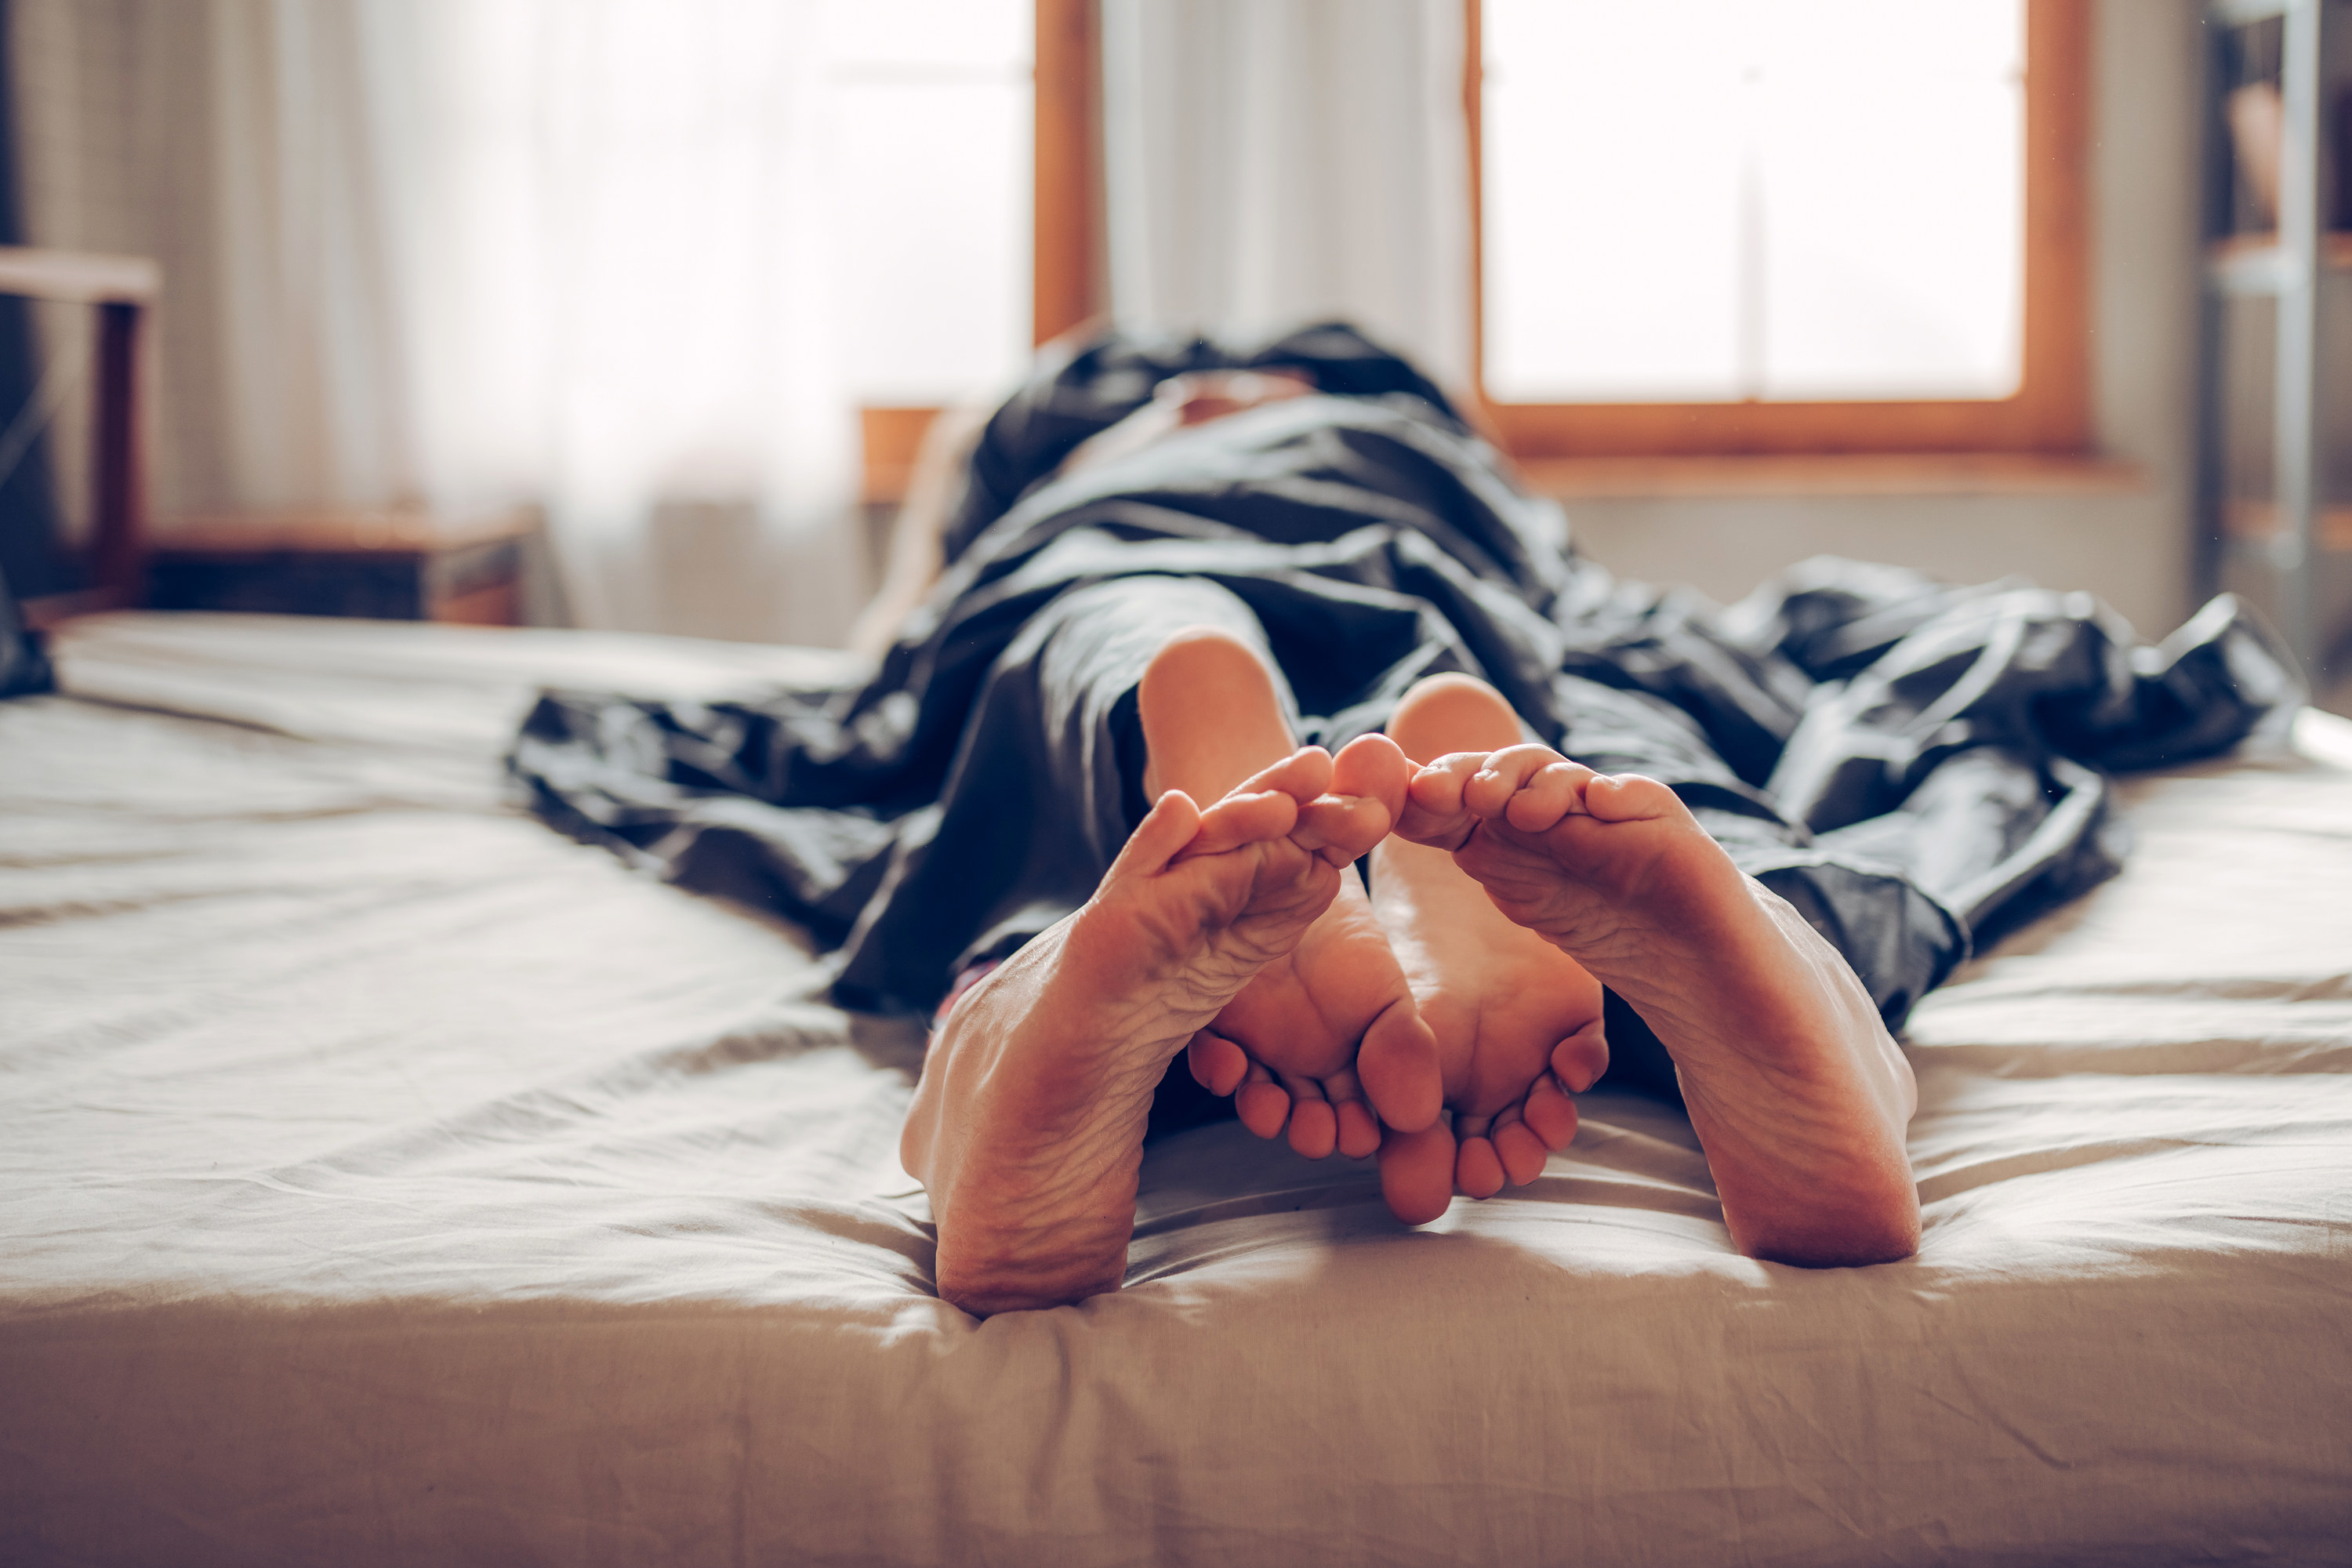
[1183,786,1299,859]
[1396,754,1485,849]
[1334,1098,1381,1159]
[1462,744,1568,820]
[1492,1115,1551,1185]
[1356,995,1443,1132]
[1551,1017,1609,1093]
[1283,1076,1338,1158]
[1294,734,1409,865]
[1377,1121,1457,1225]
[1332,731,1410,802]
[1239,746,1336,806]
[1293,793,1393,866]
[1321,1068,1384,1159]
[1580,771,1680,822]
[1523,1073,1581,1150]
[1188,1029,1250,1097]
[1454,1133,1506,1199]
[1236,1062,1290,1139]
[1115,789,1207,873]
[1185,750,1339,859]
[1502,761,1596,833]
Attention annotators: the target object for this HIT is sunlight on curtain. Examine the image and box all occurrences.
[1100,0,1469,389]
[408,0,1029,642]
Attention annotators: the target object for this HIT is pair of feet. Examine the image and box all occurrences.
[899,633,1922,1316]
[1167,658,1610,1229]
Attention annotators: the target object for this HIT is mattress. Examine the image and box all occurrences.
[3,611,2347,1567]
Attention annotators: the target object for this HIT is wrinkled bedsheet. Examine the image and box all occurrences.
[3,612,2349,1567]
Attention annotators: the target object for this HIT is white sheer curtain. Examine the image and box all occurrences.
[404,0,862,642]
[1099,0,1472,390]
[5,1,423,524]
[8,0,868,645]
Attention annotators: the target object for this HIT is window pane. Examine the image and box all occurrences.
[1483,0,2024,405]
[1483,0,1748,401]
[1756,1,2024,398]
[826,0,1032,404]
[832,78,1032,402]
[822,0,1029,70]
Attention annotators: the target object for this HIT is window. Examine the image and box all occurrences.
[830,0,1039,406]
[1471,0,2089,460]
[859,0,1098,502]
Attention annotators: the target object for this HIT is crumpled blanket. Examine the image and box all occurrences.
[512,324,2302,1094]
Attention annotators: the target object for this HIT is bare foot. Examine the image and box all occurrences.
[1397,744,1922,1266]
[1140,630,1443,1154]
[902,748,1354,1314]
[1370,675,1612,1225]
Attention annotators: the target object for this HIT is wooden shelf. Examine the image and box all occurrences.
[1514,452,2144,500]
[0,245,160,304]
[154,506,538,557]
[147,507,541,626]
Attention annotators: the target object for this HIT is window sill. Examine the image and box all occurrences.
[1512,452,2145,501]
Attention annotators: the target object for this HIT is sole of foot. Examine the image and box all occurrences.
[1141,626,1443,1156]
[902,745,1352,1314]
[1396,742,1922,1266]
[1371,674,1611,1226]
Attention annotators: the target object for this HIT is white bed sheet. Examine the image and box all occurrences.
[3,612,2347,1566]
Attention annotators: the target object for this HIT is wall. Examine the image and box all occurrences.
[1552,0,2205,641]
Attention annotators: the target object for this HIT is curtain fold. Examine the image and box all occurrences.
[1099,0,1472,390]
[5,0,866,644]
[6,0,420,522]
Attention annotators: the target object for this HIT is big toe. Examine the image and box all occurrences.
[1240,746,1336,806]
[1581,771,1682,823]
[1356,996,1443,1133]
[1294,734,1410,864]
[1332,733,1409,818]
[1378,1121,1456,1226]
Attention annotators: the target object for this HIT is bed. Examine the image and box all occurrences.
[4,609,2348,1566]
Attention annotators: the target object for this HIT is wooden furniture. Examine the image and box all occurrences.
[2198,0,2350,678]
[147,507,539,626]
[0,246,158,630]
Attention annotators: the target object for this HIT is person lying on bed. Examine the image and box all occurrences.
[513,322,2297,1318]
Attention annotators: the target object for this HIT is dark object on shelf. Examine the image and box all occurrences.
[2227,79,2283,226]
[0,557,53,696]
[147,508,539,626]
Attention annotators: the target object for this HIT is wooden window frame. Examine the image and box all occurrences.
[862,0,1099,504]
[1468,0,2092,461]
